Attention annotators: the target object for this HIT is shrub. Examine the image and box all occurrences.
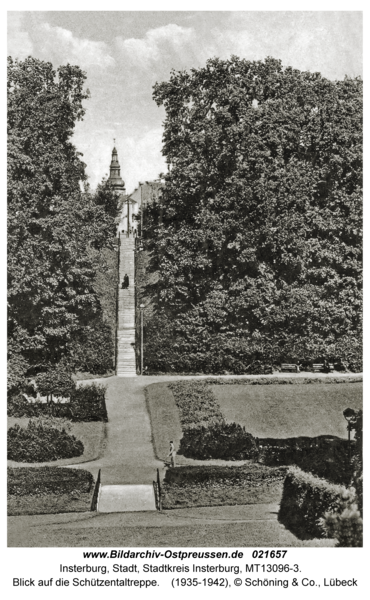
[7,420,84,463]
[180,423,258,460]
[70,319,115,375]
[278,467,349,539]
[321,407,363,546]
[7,351,30,395]
[8,467,94,496]
[322,489,363,547]
[35,368,76,403]
[7,394,37,418]
[258,436,353,485]
[168,381,224,428]
[70,383,108,422]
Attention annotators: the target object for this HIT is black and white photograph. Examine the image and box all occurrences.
[6,5,364,591]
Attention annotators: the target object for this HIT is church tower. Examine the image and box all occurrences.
[108,146,126,193]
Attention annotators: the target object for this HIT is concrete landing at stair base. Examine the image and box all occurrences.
[98,485,156,513]
[116,373,137,377]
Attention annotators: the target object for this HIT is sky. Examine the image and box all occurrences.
[8,10,363,194]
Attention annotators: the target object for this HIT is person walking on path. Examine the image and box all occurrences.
[167,441,176,468]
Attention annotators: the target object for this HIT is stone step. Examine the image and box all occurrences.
[116,374,137,378]
[117,359,136,363]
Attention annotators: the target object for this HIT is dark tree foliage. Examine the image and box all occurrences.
[34,368,76,404]
[143,56,362,373]
[8,57,120,387]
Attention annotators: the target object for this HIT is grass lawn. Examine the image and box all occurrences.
[7,418,106,467]
[145,382,183,461]
[211,381,363,439]
[8,511,336,547]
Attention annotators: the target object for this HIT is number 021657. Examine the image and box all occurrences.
[252,550,288,559]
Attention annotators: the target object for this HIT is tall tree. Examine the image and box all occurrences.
[7,57,119,385]
[144,57,362,372]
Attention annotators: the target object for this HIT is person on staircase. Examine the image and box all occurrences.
[122,274,129,289]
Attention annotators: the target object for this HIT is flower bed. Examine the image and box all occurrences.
[8,420,84,462]
[8,467,94,496]
[161,464,287,509]
[8,467,95,515]
[8,383,108,422]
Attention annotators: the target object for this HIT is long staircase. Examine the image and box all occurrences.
[116,235,136,377]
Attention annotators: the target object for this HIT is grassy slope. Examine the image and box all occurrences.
[211,382,363,439]
[145,382,184,462]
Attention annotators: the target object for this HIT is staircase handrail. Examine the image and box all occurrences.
[90,468,101,511]
[156,468,162,512]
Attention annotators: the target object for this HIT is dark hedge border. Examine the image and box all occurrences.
[278,467,348,539]
[8,422,84,463]
[206,376,363,386]
[179,423,258,460]
[164,464,287,486]
[258,436,354,486]
[8,467,94,497]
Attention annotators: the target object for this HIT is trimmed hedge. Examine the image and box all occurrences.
[8,421,84,463]
[207,377,363,386]
[180,423,258,460]
[70,383,108,422]
[258,436,353,485]
[168,381,224,428]
[8,467,94,496]
[164,464,287,486]
[161,464,287,509]
[7,383,108,422]
[278,467,350,539]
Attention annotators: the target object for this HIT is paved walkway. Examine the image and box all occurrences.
[73,377,165,485]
